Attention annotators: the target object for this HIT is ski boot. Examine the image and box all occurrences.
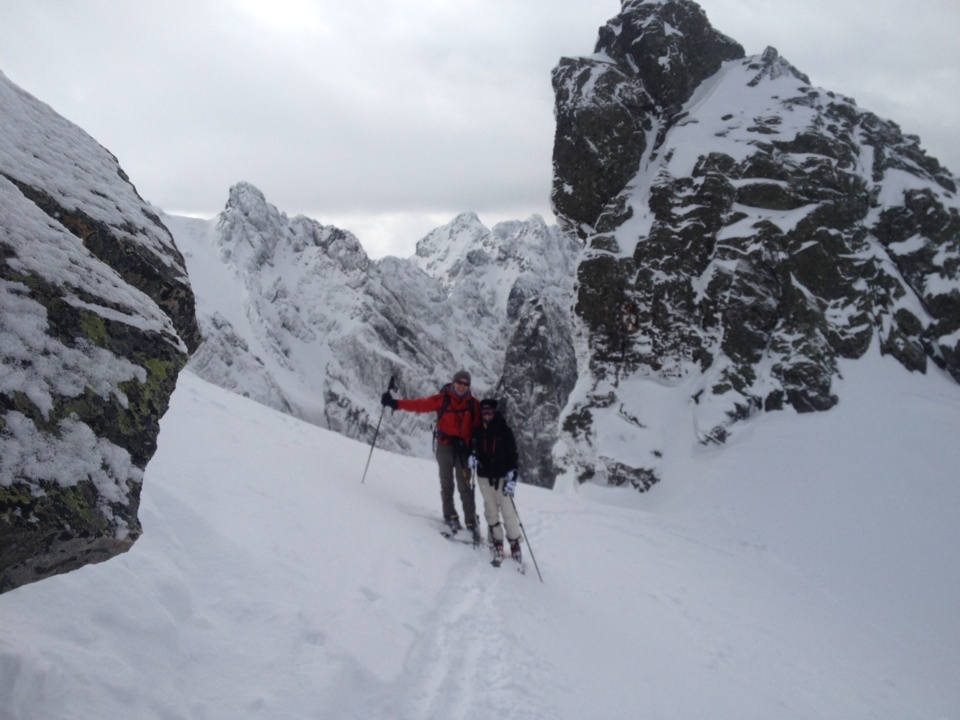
[465,517,481,547]
[445,516,463,534]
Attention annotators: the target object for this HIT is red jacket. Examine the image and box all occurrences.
[397,386,480,447]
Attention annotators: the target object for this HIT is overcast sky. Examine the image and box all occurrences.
[2,0,957,258]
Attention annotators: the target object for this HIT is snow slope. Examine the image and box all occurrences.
[1,354,958,719]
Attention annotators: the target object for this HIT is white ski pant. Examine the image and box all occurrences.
[477,475,521,543]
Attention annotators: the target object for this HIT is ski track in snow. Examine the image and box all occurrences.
[391,556,559,720]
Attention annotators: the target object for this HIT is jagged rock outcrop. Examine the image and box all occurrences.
[497,278,579,485]
[551,0,960,489]
[170,188,580,485]
[0,71,199,593]
[553,0,744,231]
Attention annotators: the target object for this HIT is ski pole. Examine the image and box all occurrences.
[361,376,396,484]
[508,495,544,583]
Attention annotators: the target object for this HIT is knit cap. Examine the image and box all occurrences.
[452,369,471,385]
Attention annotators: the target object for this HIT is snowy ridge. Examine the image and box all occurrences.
[1,354,957,717]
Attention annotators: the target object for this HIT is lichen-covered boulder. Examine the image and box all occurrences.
[0,71,199,593]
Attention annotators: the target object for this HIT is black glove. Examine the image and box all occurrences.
[381,392,397,409]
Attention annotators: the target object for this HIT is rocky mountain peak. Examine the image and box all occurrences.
[552,0,743,237]
[225,181,281,231]
[748,46,810,87]
[597,0,744,109]
[413,211,493,284]
[217,181,369,277]
[551,0,960,490]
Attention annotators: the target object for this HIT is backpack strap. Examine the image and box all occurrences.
[435,384,452,422]
[432,384,453,453]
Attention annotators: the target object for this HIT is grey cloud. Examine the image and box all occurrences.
[1,0,957,258]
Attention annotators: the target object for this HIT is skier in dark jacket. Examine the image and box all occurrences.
[469,398,522,562]
[382,370,480,537]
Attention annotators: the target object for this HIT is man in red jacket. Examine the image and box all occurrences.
[382,370,481,537]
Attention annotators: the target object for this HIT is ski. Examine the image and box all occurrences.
[439,525,481,548]
[491,556,526,573]
[507,548,526,574]
[440,530,475,545]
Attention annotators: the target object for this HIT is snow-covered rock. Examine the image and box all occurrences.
[551,0,960,489]
[0,71,198,593]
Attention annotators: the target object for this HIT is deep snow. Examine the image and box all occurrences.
[1,348,958,719]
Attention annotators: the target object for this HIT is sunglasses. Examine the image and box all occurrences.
[454,380,470,388]
[481,408,495,415]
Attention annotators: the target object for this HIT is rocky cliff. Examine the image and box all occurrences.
[0,71,199,593]
[551,0,960,489]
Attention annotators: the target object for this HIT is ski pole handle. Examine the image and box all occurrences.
[361,374,397,484]
[383,375,397,403]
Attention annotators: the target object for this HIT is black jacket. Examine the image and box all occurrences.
[471,413,518,482]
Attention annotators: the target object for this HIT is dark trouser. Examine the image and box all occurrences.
[436,442,476,525]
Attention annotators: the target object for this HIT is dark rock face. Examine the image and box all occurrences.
[0,72,198,593]
[496,270,579,488]
[551,0,960,488]
[552,0,744,232]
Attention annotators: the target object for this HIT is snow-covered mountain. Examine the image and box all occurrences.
[166,2,960,498]
[551,0,960,489]
[166,184,580,484]
[1,2,959,715]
